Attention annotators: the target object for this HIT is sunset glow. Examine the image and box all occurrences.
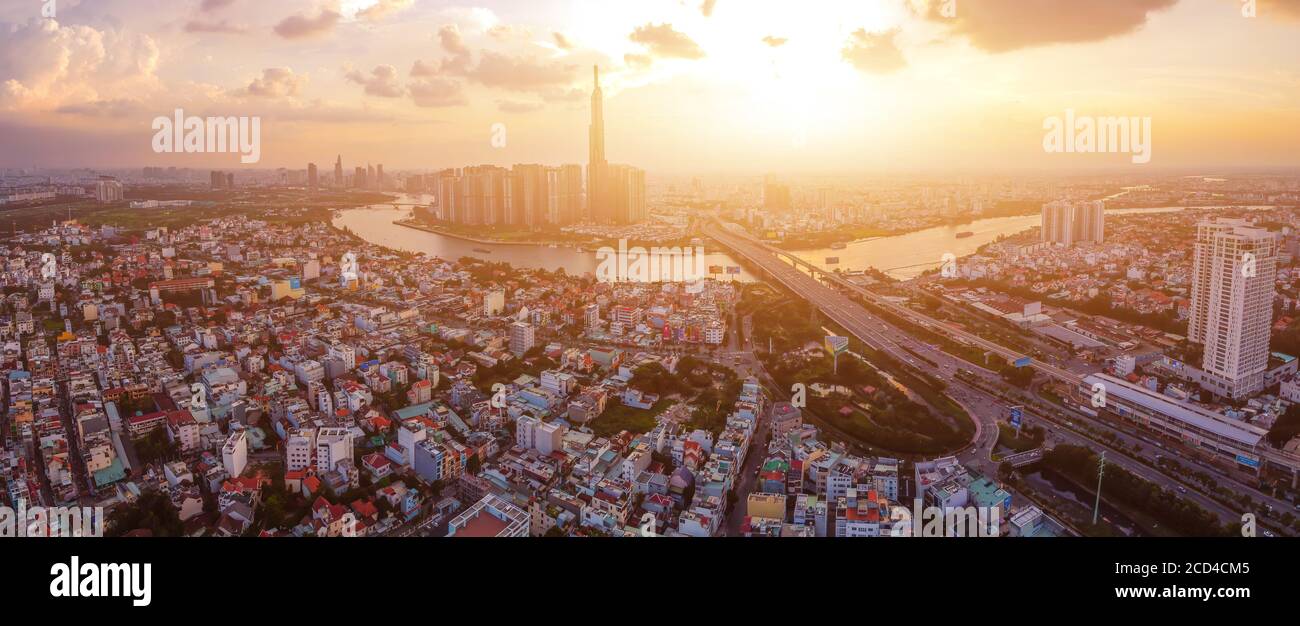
[1,0,1297,172]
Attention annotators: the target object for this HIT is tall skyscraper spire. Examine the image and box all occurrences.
[587,65,607,222]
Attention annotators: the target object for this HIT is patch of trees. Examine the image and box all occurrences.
[107,492,184,537]
[1043,445,1229,537]
[1267,403,1300,448]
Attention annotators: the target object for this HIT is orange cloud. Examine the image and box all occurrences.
[841,28,906,74]
[357,0,414,22]
[243,68,306,98]
[344,65,403,98]
[917,0,1178,52]
[273,8,340,40]
[0,19,160,112]
[630,23,705,60]
[1256,0,1300,19]
[410,78,467,108]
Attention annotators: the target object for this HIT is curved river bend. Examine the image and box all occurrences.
[334,196,1274,281]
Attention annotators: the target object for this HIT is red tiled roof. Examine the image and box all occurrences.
[166,410,197,427]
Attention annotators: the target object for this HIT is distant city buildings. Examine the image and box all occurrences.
[1041,199,1105,246]
[93,178,123,204]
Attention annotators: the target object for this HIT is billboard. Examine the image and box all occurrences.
[824,336,849,356]
[1014,356,1032,368]
[825,257,840,265]
[1009,406,1023,428]
[726,266,741,275]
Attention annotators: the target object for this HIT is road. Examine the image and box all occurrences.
[57,378,94,505]
[706,221,1007,463]
[723,393,773,536]
[706,221,1290,533]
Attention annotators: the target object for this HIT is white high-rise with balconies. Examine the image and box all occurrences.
[510,321,535,356]
[1188,218,1278,399]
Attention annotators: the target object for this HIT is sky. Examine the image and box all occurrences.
[2,0,1299,174]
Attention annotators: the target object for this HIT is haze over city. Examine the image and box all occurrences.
[4,0,1300,172]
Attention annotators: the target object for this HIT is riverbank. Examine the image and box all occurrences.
[396,218,700,251]
[394,219,584,248]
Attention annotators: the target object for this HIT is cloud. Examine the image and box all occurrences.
[914,0,1178,52]
[0,19,161,112]
[487,24,530,41]
[1257,0,1300,20]
[242,67,306,97]
[436,24,473,73]
[624,53,653,69]
[841,28,907,74]
[497,100,543,113]
[410,59,438,77]
[409,78,467,107]
[762,35,788,48]
[357,0,414,21]
[344,65,403,98]
[701,0,718,17]
[273,8,341,39]
[630,23,705,60]
[553,32,573,50]
[200,0,236,11]
[539,86,585,102]
[184,20,247,34]
[417,24,588,97]
[458,51,579,92]
[54,98,145,118]
[438,24,471,56]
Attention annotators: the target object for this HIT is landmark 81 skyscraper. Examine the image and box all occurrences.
[587,65,607,223]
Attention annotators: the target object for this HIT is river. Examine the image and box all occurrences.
[331,194,759,281]
[334,194,1281,282]
[790,204,1282,279]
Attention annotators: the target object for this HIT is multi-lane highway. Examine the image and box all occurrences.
[705,221,1293,532]
[706,221,1009,462]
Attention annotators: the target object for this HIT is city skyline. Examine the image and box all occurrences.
[3,1,1300,173]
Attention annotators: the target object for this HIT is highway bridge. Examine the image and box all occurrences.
[707,221,1300,478]
[705,221,1083,386]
